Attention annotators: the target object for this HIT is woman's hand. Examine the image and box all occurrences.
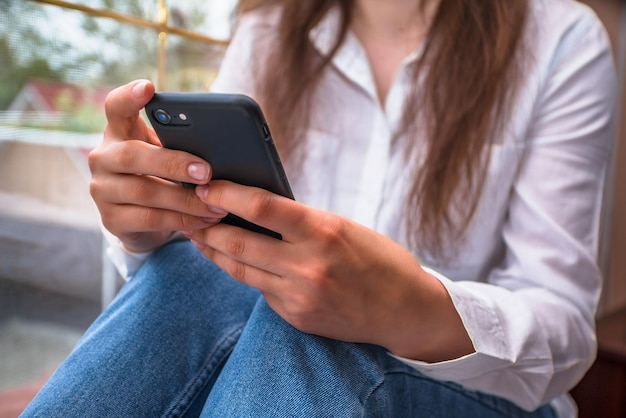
[89,80,227,253]
[189,180,474,362]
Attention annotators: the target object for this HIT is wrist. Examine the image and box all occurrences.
[382,270,474,363]
[119,231,179,254]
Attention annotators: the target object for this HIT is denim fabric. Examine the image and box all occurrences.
[22,241,556,418]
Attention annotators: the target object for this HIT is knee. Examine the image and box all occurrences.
[132,240,260,313]
[136,241,220,290]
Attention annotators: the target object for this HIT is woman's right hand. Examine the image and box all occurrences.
[89,79,225,253]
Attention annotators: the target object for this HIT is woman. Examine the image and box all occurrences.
[23,0,615,416]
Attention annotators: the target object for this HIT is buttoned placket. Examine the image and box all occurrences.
[311,19,423,230]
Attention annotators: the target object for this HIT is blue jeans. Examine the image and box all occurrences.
[22,241,556,417]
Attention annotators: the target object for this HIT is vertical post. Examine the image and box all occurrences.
[598,1,626,316]
[101,235,118,310]
[157,0,168,91]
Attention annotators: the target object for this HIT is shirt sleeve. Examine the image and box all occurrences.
[209,9,277,96]
[102,226,154,280]
[393,8,617,412]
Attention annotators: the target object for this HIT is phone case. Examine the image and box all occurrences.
[146,92,294,239]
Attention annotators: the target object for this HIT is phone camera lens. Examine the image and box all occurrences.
[154,109,172,124]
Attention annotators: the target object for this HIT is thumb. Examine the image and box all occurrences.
[104,79,156,140]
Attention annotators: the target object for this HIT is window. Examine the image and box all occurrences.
[0,0,234,404]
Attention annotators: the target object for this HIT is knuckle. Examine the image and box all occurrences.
[224,233,247,259]
[247,191,275,222]
[183,189,200,212]
[306,262,333,284]
[98,207,118,232]
[87,146,103,174]
[129,178,152,203]
[110,142,135,171]
[162,153,187,180]
[89,178,104,202]
[178,212,202,230]
[178,212,193,230]
[315,215,348,248]
[139,208,162,230]
[231,262,248,283]
[98,206,112,225]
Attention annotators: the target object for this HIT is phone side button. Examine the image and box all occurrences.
[262,123,271,139]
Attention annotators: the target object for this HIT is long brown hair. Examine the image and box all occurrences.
[236,0,529,256]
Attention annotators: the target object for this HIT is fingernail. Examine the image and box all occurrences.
[196,185,209,199]
[188,163,209,182]
[181,230,193,238]
[208,206,228,216]
[203,217,221,224]
[131,80,148,99]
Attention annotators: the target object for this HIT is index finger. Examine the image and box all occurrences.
[104,79,156,140]
[196,181,311,242]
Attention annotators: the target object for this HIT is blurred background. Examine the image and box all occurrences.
[0,0,624,417]
[0,0,233,414]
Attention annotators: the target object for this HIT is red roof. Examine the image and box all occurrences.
[18,79,113,112]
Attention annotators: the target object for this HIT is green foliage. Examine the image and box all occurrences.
[62,104,108,133]
[0,0,221,132]
[0,1,66,108]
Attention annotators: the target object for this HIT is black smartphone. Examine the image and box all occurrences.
[145,92,294,239]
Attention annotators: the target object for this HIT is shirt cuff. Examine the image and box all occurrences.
[389,267,499,375]
[101,228,187,280]
[388,267,552,411]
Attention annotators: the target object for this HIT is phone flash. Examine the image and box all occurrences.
[179,113,188,121]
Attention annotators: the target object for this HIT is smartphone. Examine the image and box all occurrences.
[145,92,294,239]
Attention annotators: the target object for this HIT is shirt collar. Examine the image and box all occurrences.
[308,6,424,104]
[308,6,378,100]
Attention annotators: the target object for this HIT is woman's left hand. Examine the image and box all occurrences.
[189,180,473,362]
